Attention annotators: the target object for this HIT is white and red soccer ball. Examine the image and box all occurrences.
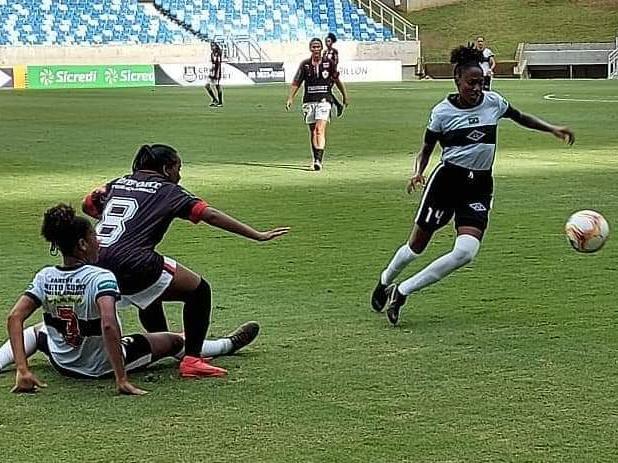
[565,210,609,253]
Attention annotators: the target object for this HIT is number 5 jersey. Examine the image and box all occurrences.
[25,264,121,377]
[95,171,208,294]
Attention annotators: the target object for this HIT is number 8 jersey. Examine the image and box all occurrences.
[95,171,207,295]
[25,264,121,377]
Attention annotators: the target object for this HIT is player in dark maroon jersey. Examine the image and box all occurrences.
[323,32,344,117]
[205,42,223,107]
[82,144,289,378]
[286,37,348,171]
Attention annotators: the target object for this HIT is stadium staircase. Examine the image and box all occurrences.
[0,0,192,45]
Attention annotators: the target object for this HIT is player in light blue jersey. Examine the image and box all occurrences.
[371,44,575,326]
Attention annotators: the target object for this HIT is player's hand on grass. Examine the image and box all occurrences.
[257,227,291,241]
[12,369,46,393]
[407,174,426,194]
[552,126,575,145]
[116,379,148,396]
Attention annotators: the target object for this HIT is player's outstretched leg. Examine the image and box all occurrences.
[0,323,43,372]
[372,243,420,312]
[387,234,481,326]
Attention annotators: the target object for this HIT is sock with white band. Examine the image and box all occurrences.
[381,243,420,285]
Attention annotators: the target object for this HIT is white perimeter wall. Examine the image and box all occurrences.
[0,40,420,67]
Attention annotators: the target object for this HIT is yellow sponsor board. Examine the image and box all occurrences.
[13,65,26,89]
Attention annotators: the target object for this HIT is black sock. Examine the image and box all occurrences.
[183,279,212,357]
[139,301,169,332]
[205,86,216,102]
[216,86,223,104]
[315,149,324,162]
[311,145,319,161]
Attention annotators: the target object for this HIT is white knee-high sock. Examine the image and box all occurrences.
[0,326,38,371]
[381,243,420,285]
[398,235,480,296]
[175,338,233,360]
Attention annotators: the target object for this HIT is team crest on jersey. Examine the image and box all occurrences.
[321,70,329,79]
[466,129,486,142]
[468,202,487,212]
[468,116,480,124]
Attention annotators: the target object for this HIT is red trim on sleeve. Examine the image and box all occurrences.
[83,193,101,219]
[188,200,209,224]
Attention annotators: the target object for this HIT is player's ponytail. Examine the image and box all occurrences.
[41,204,92,256]
[326,32,337,44]
[450,44,483,77]
[132,144,179,175]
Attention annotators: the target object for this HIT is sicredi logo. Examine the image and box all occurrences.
[105,68,154,83]
[41,68,98,85]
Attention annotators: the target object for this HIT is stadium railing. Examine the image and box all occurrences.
[608,48,618,79]
[350,0,417,41]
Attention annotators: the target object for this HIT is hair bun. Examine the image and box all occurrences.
[450,44,483,66]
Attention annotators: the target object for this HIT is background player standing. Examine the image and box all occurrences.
[205,42,223,107]
[475,36,496,90]
[323,32,345,117]
[286,37,348,171]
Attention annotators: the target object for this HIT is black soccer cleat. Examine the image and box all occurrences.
[209,101,218,107]
[313,159,322,171]
[226,321,260,354]
[385,284,407,326]
[371,280,388,312]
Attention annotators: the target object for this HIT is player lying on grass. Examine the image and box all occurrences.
[371,44,575,326]
[0,205,260,393]
[82,144,289,377]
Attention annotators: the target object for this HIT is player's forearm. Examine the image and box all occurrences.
[101,321,127,382]
[514,112,555,133]
[8,313,28,372]
[288,84,299,101]
[413,143,435,175]
[202,207,263,241]
[335,80,348,102]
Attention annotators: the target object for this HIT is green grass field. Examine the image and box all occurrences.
[408,0,618,61]
[0,80,617,462]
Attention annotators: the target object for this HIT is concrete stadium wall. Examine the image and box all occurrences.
[404,0,460,11]
[260,40,420,66]
[0,41,421,67]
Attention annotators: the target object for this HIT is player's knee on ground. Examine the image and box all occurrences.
[451,234,481,266]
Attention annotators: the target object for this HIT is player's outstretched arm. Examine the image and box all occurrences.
[98,296,147,396]
[407,136,438,194]
[82,185,108,220]
[510,111,575,145]
[8,296,46,393]
[334,78,348,106]
[201,207,290,242]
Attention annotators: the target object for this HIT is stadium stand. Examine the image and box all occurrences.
[154,0,394,42]
[0,0,190,45]
[519,42,616,78]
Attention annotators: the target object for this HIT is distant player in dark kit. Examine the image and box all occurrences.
[475,36,495,91]
[286,37,348,171]
[2,204,185,395]
[205,42,223,107]
[82,144,289,377]
[323,32,345,117]
[371,45,574,326]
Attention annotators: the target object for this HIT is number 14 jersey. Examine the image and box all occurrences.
[96,171,206,294]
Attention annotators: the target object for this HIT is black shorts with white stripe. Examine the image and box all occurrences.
[414,162,493,233]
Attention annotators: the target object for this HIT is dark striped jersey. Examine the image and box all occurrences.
[293,57,338,103]
[95,171,207,294]
[210,50,222,79]
[324,47,339,65]
[25,264,121,377]
[425,91,518,171]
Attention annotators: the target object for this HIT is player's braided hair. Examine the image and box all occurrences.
[450,44,483,77]
[309,37,323,47]
[326,32,337,43]
[41,203,92,256]
[132,144,179,175]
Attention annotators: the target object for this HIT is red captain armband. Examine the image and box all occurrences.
[83,193,102,219]
[188,200,209,224]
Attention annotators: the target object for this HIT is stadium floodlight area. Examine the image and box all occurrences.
[0,0,190,45]
[154,0,394,42]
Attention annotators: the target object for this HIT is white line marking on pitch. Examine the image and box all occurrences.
[544,94,618,103]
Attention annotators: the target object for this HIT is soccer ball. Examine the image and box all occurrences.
[565,210,609,253]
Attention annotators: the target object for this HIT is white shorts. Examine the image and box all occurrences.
[118,256,177,310]
[302,101,331,124]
